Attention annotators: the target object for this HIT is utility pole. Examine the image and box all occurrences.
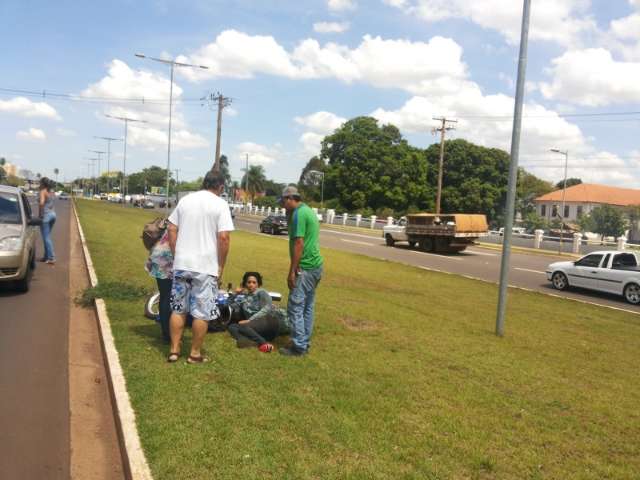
[432,117,457,214]
[202,92,232,172]
[136,53,209,215]
[95,136,122,193]
[88,150,106,192]
[495,0,532,337]
[105,114,147,204]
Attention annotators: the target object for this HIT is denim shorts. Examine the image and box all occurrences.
[170,270,220,321]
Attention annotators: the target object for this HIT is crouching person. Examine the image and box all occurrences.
[228,272,290,352]
[166,171,234,364]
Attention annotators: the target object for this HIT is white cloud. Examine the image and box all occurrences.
[370,88,637,186]
[313,21,350,33]
[235,142,279,165]
[295,111,346,133]
[16,128,47,141]
[610,13,640,40]
[295,111,347,156]
[328,0,356,12]
[84,59,209,151]
[56,127,77,137]
[385,0,597,47]
[0,97,60,120]
[539,49,640,106]
[178,31,468,96]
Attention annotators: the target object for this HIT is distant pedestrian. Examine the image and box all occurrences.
[38,177,56,264]
[166,171,234,364]
[279,186,323,356]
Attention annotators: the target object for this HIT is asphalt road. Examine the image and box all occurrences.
[0,199,71,479]
[235,215,640,315]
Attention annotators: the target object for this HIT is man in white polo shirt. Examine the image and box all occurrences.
[166,171,234,364]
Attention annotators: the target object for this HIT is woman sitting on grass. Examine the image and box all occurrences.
[228,271,290,353]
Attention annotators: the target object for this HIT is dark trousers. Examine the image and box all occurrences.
[156,278,172,343]
[228,315,280,346]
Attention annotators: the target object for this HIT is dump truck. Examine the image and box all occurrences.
[382,213,489,253]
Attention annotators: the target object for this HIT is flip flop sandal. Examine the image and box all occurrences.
[186,355,209,364]
[167,352,181,363]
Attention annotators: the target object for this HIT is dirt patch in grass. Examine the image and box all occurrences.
[339,315,379,331]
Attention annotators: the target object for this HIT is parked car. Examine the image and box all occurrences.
[142,200,155,209]
[498,226,527,236]
[259,215,288,235]
[0,185,40,292]
[546,250,640,305]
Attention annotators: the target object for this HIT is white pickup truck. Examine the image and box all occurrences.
[547,250,640,305]
[383,213,489,253]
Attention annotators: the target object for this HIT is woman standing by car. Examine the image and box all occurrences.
[38,177,56,264]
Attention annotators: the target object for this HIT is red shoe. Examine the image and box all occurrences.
[258,343,274,353]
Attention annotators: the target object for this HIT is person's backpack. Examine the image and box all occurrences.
[142,217,168,250]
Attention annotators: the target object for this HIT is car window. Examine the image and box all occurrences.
[0,192,22,224]
[21,194,33,219]
[575,254,604,268]
[612,253,638,269]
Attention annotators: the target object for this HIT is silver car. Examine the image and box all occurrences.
[546,250,640,305]
[0,185,40,292]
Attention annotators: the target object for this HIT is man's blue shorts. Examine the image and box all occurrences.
[170,270,220,321]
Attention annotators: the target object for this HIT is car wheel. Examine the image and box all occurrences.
[408,241,417,248]
[385,234,395,247]
[551,272,569,291]
[419,238,434,252]
[623,283,640,305]
[269,226,274,235]
[15,255,34,293]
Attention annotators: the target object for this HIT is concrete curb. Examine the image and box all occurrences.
[72,201,154,480]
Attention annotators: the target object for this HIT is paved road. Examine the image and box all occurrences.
[235,215,640,315]
[0,200,71,479]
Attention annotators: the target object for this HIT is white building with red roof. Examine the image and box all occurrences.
[534,183,640,222]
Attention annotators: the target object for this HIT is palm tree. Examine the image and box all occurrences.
[241,165,266,203]
[53,168,59,187]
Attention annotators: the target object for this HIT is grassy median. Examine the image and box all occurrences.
[75,199,640,480]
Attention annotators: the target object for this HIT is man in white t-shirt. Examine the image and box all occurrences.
[166,171,234,364]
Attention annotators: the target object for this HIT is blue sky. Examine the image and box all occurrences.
[1,0,640,188]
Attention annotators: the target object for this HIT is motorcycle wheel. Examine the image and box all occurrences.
[144,292,161,320]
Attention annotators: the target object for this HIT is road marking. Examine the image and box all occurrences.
[341,239,377,246]
[466,249,498,256]
[409,250,463,261]
[320,229,382,240]
[514,267,546,275]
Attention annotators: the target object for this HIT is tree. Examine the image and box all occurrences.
[298,156,326,202]
[522,211,547,232]
[589,205,626,240]
[577,213,595,233]
[424,139,510,221]
[517,168,553,215]
[241,165,267,203]
[555,177,582,190]
[127,166,172,194]
[321,116,430,214]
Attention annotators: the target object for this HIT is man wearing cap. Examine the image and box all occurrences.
[279,185,323,356]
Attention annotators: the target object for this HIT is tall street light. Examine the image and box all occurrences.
[550,148,569,254]
[135,53,209,214]
[95,136,123,192]
[308,170,325,211]
[88,150,106,188]
[105,114,147,203]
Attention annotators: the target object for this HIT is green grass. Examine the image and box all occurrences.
[76,199,640,480]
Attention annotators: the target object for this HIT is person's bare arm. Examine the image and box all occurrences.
[288,237,304,290]
[168,222,178,255]
[38,190,46,217]
[217,231,230,284]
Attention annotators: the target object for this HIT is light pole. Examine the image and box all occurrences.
[88,150,106,192]
[135,53,209,214]
[95,136,123,193]
[308,170,325,211]
[550,148,569,254]
[105,114,147,204]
